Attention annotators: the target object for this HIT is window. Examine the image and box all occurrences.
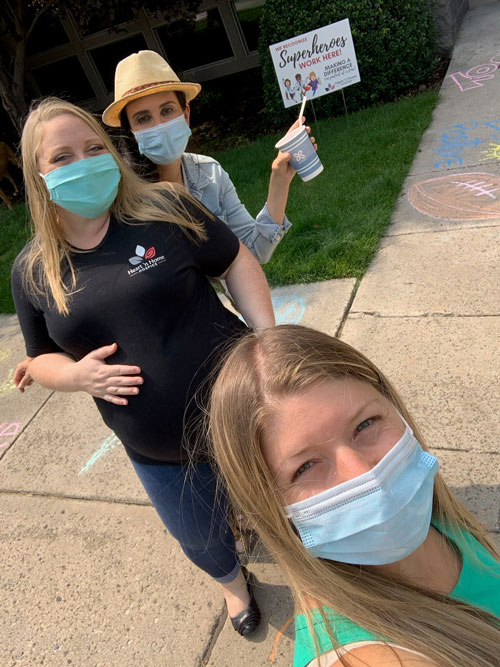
[89,34,149,93]
[156,7,233,72]
[27,14,69,56]
[234,0,265,53]
[25,2,261,112]
[77,7,136,38]
[32,56,94,102]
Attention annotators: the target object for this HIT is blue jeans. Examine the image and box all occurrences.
[130,459,240,582]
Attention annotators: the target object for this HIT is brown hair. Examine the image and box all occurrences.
[117,91,187,182]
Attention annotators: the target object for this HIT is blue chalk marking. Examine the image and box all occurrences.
[79,432,121,475]
[433,119,500,170]
[272,295,306,325]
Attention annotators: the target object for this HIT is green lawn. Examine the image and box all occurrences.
[0,90,437,313]
[213,90,438,286]
[0,202,31,313]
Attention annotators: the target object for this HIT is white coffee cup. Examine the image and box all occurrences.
[275,126,323,182]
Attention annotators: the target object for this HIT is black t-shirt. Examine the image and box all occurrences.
[11,207,247,463]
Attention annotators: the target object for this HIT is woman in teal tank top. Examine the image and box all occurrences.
[209,325,500,667]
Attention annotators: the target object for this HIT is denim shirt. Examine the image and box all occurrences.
[181,152,291,264]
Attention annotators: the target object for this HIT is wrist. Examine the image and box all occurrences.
[28,353,78,392]
[60,358,82,392]
[270,167,292,186]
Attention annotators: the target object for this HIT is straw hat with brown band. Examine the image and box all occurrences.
[102,50,201,128]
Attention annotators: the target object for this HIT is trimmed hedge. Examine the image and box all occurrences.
[258,0,437,126]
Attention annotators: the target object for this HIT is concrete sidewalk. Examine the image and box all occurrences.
[1,4,499,665]
[341,3,500,541]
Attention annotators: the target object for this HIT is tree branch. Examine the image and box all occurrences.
[5,0,24,38]
[26,0,59,42]
[0,63,24,131]
[3,0,18,30]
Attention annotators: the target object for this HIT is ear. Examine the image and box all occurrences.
[184,103,191,127]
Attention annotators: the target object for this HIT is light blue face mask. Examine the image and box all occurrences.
[133,114,191,165]
[41,153,121,219]
[285,420,439,565]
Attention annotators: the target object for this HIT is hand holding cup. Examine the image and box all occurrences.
[275,118,323,182]
[272,118,316,183]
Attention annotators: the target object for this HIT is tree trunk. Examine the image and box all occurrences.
[0,64,26,134]
[0,0,28,134]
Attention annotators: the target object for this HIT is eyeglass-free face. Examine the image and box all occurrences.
[262,378,406,505]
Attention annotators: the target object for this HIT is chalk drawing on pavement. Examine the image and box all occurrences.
[449,55,499,92]
[0,368,16,396]
[409,172,500,221]
[0,349,11,362]
[0,422,20,449]
[272,295,306,325]
[481,142,500,162]
[79,432,121,475]
[433,119,500,169]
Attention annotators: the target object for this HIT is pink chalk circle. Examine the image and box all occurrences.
[466,63,497,78]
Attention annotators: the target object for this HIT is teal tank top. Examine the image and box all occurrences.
[293,524,500,667]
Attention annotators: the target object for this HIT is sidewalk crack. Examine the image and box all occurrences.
[0,487,152,506]
[199,607,227,666]
[335,279,360,337]
[431,446,500,456]
[386,222,500,238]
[348,312,499,319]
[0,390,55,461]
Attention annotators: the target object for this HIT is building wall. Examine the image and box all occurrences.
[24,0,484,115]
[26,1,264,113]
[433,0,470,54]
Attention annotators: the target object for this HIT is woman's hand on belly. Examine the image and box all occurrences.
[73,343,143,405]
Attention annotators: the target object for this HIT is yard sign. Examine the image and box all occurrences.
[269,18,360,108]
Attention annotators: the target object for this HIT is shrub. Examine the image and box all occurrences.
[258,0,437,126]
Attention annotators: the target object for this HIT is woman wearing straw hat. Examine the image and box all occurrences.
[102,50,316,264]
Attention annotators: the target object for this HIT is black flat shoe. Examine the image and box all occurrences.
[229,566,261,636]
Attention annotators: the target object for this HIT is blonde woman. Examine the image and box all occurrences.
[209,325,500,666]
[11,97,275,636]
[102,50,316,264]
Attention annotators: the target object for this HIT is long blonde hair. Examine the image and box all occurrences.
[209,325,500,667]
[20,97,209,315]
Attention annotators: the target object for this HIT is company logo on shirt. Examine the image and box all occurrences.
[127,244,166,276]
